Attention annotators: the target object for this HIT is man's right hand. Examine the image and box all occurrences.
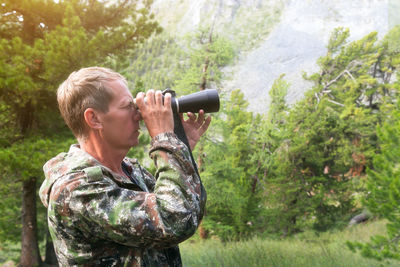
[135,90,174,138]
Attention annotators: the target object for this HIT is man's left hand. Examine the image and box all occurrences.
[180,110,211,150]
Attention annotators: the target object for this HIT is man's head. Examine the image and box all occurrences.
[57,67,127,139]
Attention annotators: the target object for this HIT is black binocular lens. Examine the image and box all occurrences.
[172,89,220,113]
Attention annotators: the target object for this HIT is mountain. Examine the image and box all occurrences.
[151,0,392,113]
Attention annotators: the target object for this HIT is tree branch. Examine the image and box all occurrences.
[327,99,345,107]
[322,60,362,90]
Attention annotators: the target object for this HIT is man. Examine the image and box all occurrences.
[39,67,210,266]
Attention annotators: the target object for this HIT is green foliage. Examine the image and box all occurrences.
[0,0,160,143]
[327,27,350,54]
[122,33,185,94]
[174,29,235,94]
[0,135,75,243]
[347,41,400,259]
[201,90,263,240]
[123,28,236,97]
[0,241,20,264]
[348,116,400,260]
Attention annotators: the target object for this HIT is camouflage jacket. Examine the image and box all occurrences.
[39,132,206,266]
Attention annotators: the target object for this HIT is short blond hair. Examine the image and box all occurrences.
[57,67,127,138]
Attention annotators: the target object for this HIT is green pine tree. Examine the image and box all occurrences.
[201,90,263,240]
[347,26,400,262]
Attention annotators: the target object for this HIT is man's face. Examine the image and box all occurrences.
[98,79,142,149]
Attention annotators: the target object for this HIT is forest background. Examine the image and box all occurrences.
[0,0,400,266]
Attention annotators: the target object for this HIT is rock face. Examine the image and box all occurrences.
[151,0,392,113]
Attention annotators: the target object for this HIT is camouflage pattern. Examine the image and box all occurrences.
[39,132,206,266]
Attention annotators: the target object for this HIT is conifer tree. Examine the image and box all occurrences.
[347,26,400,262]
[173,28,235,95]
[200,90,263,240]
[347,90,400,261]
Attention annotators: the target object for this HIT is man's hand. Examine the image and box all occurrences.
[180,109,211,150]
[136,90,174,138]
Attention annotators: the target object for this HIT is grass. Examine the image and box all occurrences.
[180,220,397,267]
[1,220,396,266]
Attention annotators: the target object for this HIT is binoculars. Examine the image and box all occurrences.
[133,89,220,113]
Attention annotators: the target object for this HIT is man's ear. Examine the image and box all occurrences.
[83,108,103,130]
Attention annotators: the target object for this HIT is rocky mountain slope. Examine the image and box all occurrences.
[151,0,392,113]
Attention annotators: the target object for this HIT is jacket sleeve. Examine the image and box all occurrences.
[66,132,206,248]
